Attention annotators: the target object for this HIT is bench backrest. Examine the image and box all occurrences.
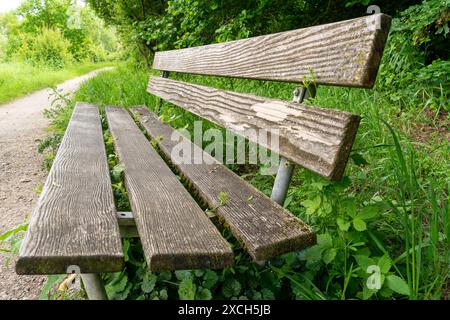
[149,14,391,180]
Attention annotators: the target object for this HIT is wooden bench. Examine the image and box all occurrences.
[16,14,391,300]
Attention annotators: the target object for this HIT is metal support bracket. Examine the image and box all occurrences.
[270,84,317,206]
[117,211,139,238]
[271,157,296,205]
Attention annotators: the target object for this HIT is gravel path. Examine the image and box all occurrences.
[0,68,112,300]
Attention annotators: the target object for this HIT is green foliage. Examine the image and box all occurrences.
[39,275,67,300]
[89,0,422,59]
[17,0,72,33]
[0,0,121,66]
[0,222,28,268]
[14,27,73,68]
[100,237,284,300]
[87,0,447,110]
[378,0,449,111]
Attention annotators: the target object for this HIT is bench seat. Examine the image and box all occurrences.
[16,103,124,275]
[105,107,234,271]
[131,107,316,261]
[16,103,235,274]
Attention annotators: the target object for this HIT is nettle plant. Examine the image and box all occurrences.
[288,172,410,299]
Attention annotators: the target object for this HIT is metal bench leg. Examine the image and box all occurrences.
[270,85,316,206]
[81,273,107,300]
[271,157,295,206]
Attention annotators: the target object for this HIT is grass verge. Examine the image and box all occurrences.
[0,61,114,104]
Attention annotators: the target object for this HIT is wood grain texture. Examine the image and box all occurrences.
[105,107,233,271]
[16,103,123,275]
[148,76,360,180]
[153,14,391,88]
[131,107,317,261]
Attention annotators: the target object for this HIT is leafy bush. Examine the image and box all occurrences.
[377,0,449,110]
[0,1,121,65]
[0,38,6,62]
[14,28,73,69]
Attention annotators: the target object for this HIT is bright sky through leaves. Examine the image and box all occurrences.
[0,0,24,14]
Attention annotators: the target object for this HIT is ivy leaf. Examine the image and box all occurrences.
[337,217,351,231]
[377,254,392,274]
[178,278,196,300]
[386,275,410,296]
[194,270,205,277]
[353,217,367,231]
[175,270,192,281]
[141,273,157,293]
[222,278,241,298]
[252,290,262,299]
[105,272,128,300]
[261,288,275,300]
[114,282,132,300]
[202,270,218,289]
[159,289,168,300]
[196,287,212,300]
[261,271,281,291]
[159,272,172,281]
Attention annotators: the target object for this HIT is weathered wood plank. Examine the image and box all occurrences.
[148,76,360,180]
[105,107,234,271]
[16,103,123,275]
[153,14,391,88]
[131,107,317,261]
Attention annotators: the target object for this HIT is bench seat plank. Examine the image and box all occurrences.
[105,107,234,271]
[16,103,123,275]
[148,76,360,180]
[131,107,316,261]
[153,14,391,88]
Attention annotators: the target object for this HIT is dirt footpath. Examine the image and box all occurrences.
[0,68,112,300]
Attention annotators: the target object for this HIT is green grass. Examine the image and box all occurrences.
[0,61,114,104]
[24,62,450,300]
